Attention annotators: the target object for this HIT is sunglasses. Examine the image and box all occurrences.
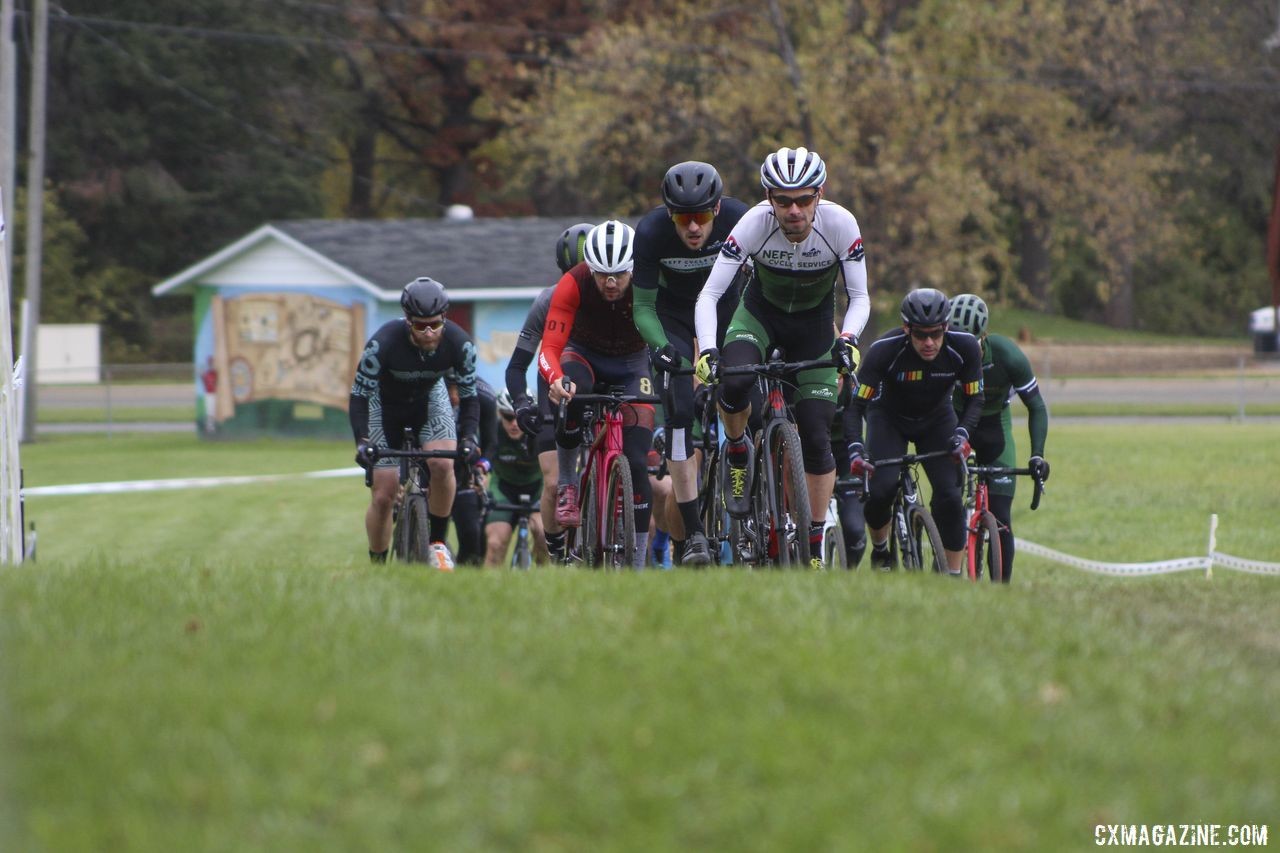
[909,326,947,341]
[409,318,445,332]
[769,191,819,209]
[670,209,715,228]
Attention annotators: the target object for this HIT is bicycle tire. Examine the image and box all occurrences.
[579,466,599,567]
[511,525,532,571]
[767,421,811,568]
[699,445,726,565]
[969,510,1003,582]
[600,456,636,569]
[395,493,431,563]
[907,504,948,574]
[823,499,848,570]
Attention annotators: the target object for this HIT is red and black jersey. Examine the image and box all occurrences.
[537,264,647,384]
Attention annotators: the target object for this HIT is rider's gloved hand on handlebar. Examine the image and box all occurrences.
[459,435,482,467]
[695,347,719,384]
[847,442,875,478]
[650,344,682,374]
[355,438,376,470]
[513,395,540,436]
[832,333,861,375]
[1028,455,1050,482]
[947,428,972,464]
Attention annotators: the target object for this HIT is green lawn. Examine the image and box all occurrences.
[2,427,1277,851]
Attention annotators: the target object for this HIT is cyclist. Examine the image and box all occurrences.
[483,388,548,567]
[633,161,750,566]
[504,222,593,563]
[694,146,871,569]
[351,277,481,570]
[843,288,984,575]
[539,220,656,568]
[948,293,1050,582]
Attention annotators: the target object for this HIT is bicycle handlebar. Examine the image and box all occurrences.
[719,355,839,379]
[966,464,1047,511]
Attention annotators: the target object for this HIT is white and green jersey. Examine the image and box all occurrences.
[694,199,870,348]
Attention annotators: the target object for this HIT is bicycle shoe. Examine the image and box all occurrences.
[427,541,456,572]
[809,555,827,571]
[681,531,712,567]
[555,483,581,527]
[720,438,754,518]
[869,543,893,571]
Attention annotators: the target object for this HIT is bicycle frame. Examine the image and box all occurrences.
[559,388,661,568]
[365,429,463,563]
[486,491,538,570]
[859,449,951,573]
[719,352,834,568]
[962,463,1045,582]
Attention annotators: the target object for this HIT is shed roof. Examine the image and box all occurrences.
[153,216,601,299]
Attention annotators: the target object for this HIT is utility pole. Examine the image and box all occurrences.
[1,0,16,277]
[20,0,45,443]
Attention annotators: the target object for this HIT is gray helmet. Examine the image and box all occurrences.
[401,277,449,317]
[496,388,521,415]
[900,288,951,327]
[555,222,593,274]
[949,293,989,337]
[661,161,723,213]
[760,146,826,190]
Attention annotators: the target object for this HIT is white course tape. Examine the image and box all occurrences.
[22,467,360,497]
[1016,539,1212,576]
[1208,551,1280,576]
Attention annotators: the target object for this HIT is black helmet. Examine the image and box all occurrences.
[661,161,723,213]
[900,288,951,326]
[555,222,594,273]
[401,277,449,317]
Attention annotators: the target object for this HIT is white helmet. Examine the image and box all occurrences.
[583,220,635,274]
[760,146,827,190]
[496,388,517,415]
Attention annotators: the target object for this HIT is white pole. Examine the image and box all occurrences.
[0,190,22,564]
[1205,514,1218,579]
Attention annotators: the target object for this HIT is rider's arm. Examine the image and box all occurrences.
[954,334,985,435]
[841,344,884,445]
[505,287,553,400]
[631,215,671,351]
[448,327,481,440]
[835,218,871,340]
[632,285,669,352]
[348,335,382,441]
[999,337,1049,457]
[536,272,580,385]
[695,210,765,350]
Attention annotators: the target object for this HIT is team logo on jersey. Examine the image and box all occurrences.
[721,235,744,261]
[962,380,982,395]
[801,246,822,257]
[847,238,865,262]
[855,383,876,400]
[898,370,924,382]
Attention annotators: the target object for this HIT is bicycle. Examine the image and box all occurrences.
[483,489,540,570]
[857,450,951,574]
[716,351,835,568]
[962,462,1046,582]
[558,383,661,569]
[365,428,463,564]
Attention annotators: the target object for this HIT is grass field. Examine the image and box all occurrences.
[2,427,1277,851]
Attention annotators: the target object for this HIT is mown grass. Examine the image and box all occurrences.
[35,405,195,424]
[2,426,1277,851]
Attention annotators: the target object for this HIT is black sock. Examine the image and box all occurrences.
[369,549,388,563]
[809,522,824,560]
[546,530,566,555]
[677,498,702,536]
[672,538,686,563]
[871,539,890,553]
[429,514,449,543]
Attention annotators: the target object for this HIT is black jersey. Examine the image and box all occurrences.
[843,328,983,444]
[349,318,479,441]
[632,197,751,309]
[473,376,499,459]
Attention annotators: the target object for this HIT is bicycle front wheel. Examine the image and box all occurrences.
[766,422,811,567]
[906,505,948,574]
[394,493,430,563]
[600,456,636,569]
[969,510,1003,582]
[511,524,532,570]
[823,500,848,570]
[579,470,599,567]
